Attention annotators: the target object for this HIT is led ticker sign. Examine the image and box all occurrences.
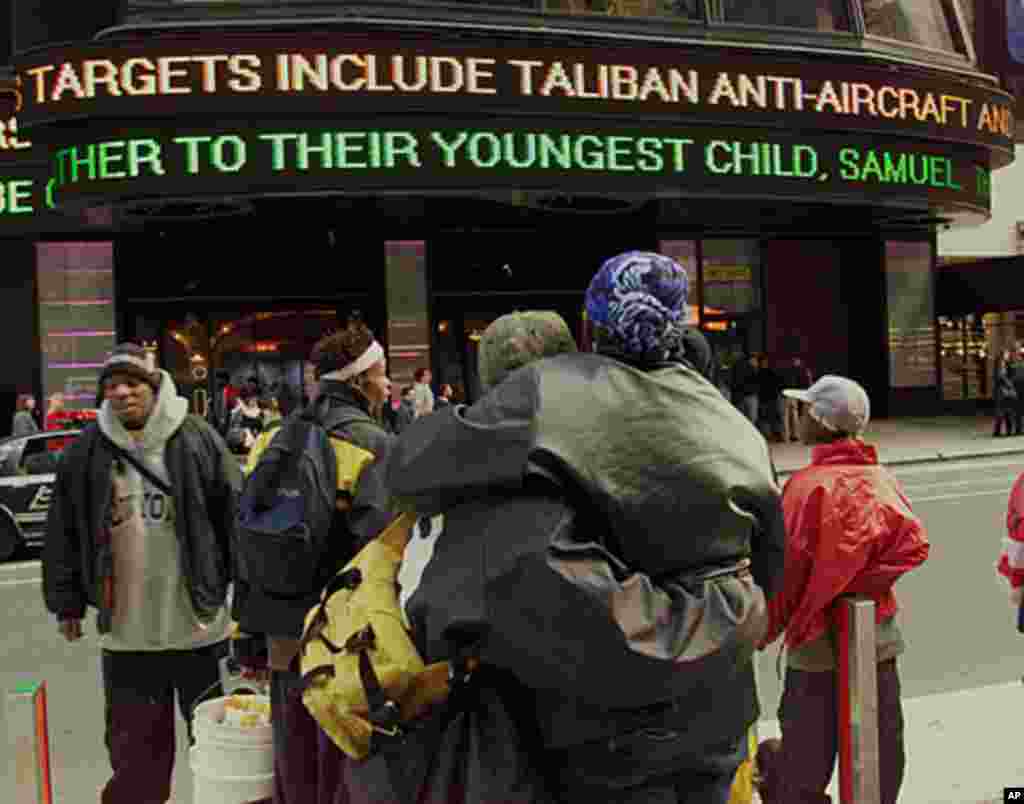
[43,120,992,216]
[11,35,1015,159]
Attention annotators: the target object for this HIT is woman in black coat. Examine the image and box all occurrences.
[994,349,1017,437]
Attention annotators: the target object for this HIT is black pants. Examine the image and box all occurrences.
[994,403,1016,436]
[759,660,904,804]
[100,641,227,804]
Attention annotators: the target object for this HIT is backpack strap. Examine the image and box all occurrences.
[359,646,404,742]
[297,567,363,658]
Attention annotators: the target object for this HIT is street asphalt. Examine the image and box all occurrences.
[2,442,1023,803]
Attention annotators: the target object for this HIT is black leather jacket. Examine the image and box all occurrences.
[43,416,240,629]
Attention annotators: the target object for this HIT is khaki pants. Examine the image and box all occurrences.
[783,398,801,442]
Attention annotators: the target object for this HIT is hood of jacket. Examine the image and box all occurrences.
[99,370,189,452]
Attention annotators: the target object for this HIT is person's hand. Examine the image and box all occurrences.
[59,618,83,642]
[240,667,271,685]
[1011,586,1024,607]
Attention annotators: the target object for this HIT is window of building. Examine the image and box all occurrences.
[701,240,762,317]
[886,241,936,389]
[657,241,699,324]
[543,0,701,20]
[940,311,1023,401]
[717,0,853,31]
[862,0,969,55]
[36,243,116,413]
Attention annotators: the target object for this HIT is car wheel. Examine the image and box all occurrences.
[0,517,21,562]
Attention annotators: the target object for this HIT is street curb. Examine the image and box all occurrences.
[774,446,1024,479]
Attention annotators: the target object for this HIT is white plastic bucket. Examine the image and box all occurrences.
[191,696,274,804]
[190,754,273,804]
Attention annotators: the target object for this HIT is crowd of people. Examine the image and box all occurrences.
[726,353,815,443]
[36,250,953,804]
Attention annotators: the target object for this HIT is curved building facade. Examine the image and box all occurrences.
[0,0,1014,421]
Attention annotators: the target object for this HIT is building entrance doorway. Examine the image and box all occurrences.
[429,229,653,402]
[131,304,345,424]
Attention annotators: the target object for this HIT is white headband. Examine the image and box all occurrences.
[321,341,385,382]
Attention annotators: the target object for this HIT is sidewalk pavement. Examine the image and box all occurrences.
[754,680,1024,804]
[769,415,1024,476]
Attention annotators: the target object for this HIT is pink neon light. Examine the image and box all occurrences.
[40,300,113,307]
[49,362,106,369]
[46,331,116,338]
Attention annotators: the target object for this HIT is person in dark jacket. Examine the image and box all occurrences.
[11,393,39,437]
[782,357,813,442]
[42,343,241,804]
[730,353,761,425]
[388,255,786,804]
[757,354,785,443]
[1012,345,1024,437]
[234,319,396,804]
[994,349,1018,437]
[393,386,417,434]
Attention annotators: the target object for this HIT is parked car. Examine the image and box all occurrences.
[0,429,80,561]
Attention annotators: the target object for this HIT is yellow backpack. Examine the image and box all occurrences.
[298,512,470,760]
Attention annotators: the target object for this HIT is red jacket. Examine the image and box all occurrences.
[761,439,930,650]
[998,473,1024,588]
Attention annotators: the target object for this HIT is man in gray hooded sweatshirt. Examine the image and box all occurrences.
[43,343,241,804]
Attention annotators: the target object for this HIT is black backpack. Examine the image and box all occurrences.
[235,405,339,635]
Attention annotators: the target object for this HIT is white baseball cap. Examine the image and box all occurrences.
[783,375,870,435]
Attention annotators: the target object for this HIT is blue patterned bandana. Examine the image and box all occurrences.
[585,251,689,357]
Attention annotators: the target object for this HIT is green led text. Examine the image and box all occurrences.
[705,141,819,178]
[0,180,34,215]
[838,148,961,189]
[54,139,165,186]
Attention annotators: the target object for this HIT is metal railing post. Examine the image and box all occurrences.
[5,681,54,804]
[834,596,881,804]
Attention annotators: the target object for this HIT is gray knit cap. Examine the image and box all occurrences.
[478,311,578,391]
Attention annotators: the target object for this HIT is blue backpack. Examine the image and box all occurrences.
[236,407,339,635]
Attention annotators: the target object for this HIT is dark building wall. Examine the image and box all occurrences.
[764,239,849,377]
[0,239,40,435]
[840,237,891,419]
[1,0,11,65]
[10,0,119,55]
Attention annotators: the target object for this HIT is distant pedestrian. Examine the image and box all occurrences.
[757,354,785,442]
[435,383,455,408]
[994,349,1018,437]
[11,394,39,437]
[731,353,761,425]
[1012,345,1024,436]
[756,375,930,804]
[782,357,813,443]
[45,392,67,431]
[392,386,417,433]
[227,382,263,454]
[412,367,434,418]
